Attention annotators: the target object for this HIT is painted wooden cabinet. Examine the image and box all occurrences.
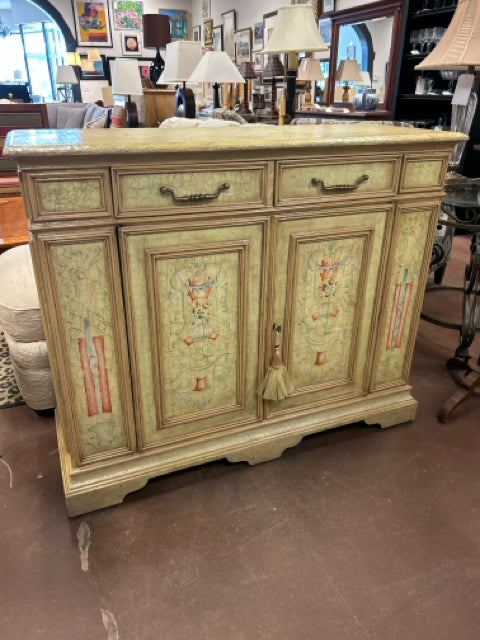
[5,124,464,515]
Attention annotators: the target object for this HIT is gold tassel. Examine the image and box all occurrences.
[258,325,292,401]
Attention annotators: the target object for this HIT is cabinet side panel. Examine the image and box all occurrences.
[47,235,135,461]
[373,207,434,388]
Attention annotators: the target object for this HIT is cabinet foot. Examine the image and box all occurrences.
[65,477,150,517]
[226,434,304,465]
[362,398,418,429]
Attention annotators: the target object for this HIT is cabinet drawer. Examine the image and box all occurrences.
[400,154,447,192]
[24,170,112,221]
[113,162,271,216]
[276,156,400,206]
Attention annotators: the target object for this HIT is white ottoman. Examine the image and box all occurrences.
[0,244,56,410]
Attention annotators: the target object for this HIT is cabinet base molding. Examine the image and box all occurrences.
[62,388,417,516]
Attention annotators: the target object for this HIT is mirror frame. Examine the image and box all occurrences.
[326,0,404,115]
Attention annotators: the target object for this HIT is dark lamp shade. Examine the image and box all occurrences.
[238,61,257,80]
[142,14,171,48]
[263,55,285,78]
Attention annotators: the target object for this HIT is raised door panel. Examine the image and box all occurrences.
[121,217,267,449]
[268,206,391,416]
[31,230,136,465]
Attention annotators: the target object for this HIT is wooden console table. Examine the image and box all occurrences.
[5,124,464,515]
[143,89,176,127]
[0,195,29,252]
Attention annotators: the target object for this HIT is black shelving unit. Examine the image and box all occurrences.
[394,0,457,128]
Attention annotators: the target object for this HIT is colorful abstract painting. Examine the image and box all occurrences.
[112,1,143,30]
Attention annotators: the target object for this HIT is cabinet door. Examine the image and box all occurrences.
[269,206,391,416]
[121,217,267,449]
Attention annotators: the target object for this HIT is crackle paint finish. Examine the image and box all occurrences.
[119,168,264,210]
[52,242,128,458]
[125,221,264,444]
[37,178,103,212]
[376,209,431,384]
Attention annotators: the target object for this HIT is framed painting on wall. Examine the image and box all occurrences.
[322,0,335,13]
[235,27,252,65]
[253,23,263,51]
[79,53,107,79]
[201,0,211,21]
[221,10,236,60]
[112,1,143,30]
[159,9,190,40]
[203,18,213,47]
[121,33,142,55]
[212,25,223,52]
[291,0,319,21]
[72,0,113,47]
[262,11,277,68]
[193,24,201,42]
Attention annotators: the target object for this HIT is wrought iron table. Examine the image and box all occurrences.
[425,178,480,421]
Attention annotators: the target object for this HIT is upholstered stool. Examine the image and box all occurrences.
[0,244,55,410]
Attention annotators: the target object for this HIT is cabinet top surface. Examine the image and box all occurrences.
[4,123,466,159]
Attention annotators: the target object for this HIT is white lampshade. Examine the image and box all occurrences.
[298,58,324,81]
[56,65,79,85]
[189,51,245,84]
[159,41,203,84]
[111,58,143,96]
[262,4,329,54]
[359,70,372,87]
[336,59,363,83]
[66,51,81,66]
[415,0,480,70]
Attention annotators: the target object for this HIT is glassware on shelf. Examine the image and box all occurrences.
[440,70,459,95]
[417,29,426,54]
[432,26,446,49]
[423,27,434,53]
[410,29,420,54]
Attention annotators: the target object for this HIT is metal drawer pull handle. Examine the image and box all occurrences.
[160,182,230,203]
[311,174,369,192]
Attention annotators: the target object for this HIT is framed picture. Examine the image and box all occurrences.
[319,17,332,46]
[112,1,143,30]
[235,27,252,65]
[201,0,211,21]
[106,56,153,84]
[159,9,190,40]
[121,33,142,55]
[221,10,236,60]
[72,0,113,47]
[79,53,107,79]
[291,0,319,22]
[263,11,277,68]
[253,23,263,51]
[212,25,223,52]
[193,24,201,42]
[253,51,263,72]
[322,0,335,13]
[203,18,213,47]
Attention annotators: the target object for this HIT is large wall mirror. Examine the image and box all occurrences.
[326,0,404,115]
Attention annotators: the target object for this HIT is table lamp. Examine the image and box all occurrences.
[111,58,143,127]
[189,51,245,109]
[56,65,79,102]
[237,61,257,116]
[263,55,285,118]
[262,4,329,122]
[88,48,101,62]
[297,57,324,109]
[142,13,171,84]
[415,0,480,176]
[158,40,202,118]
[335,58,363,104]
[66,52,81,66]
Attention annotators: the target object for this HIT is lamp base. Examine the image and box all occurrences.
[150,48,165,85]
[342,83,350,103]
[126,96,139,128]
[175,87,196,118]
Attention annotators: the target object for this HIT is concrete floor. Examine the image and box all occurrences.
[1,235,479,640]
